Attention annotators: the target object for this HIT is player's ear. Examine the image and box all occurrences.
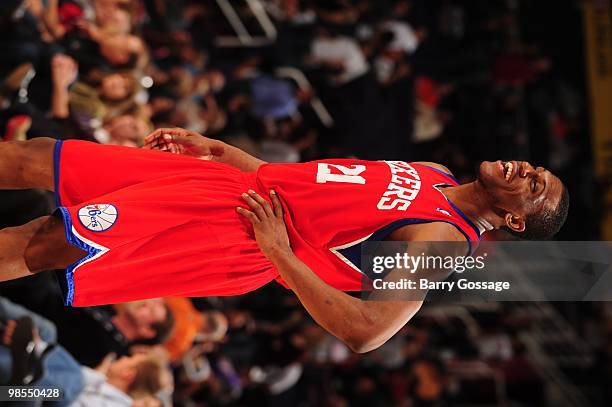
[504,213,525,233]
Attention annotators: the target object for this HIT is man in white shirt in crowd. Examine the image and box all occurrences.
[72,353,166,407]
[310,26,369,86]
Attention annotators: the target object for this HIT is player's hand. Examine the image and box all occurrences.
[237,190,291,260]
[143,128,224,160]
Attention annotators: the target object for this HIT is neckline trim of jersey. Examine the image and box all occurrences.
[433,183,482,240]
[417,164,461,185]
[446,198,482,239]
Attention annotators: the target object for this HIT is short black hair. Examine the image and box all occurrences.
[504,185,570,240]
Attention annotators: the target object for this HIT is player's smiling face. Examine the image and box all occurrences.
[477,160,563,229]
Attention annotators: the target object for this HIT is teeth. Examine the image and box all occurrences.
[504,162,513,181]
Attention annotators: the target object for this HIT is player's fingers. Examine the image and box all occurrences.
[161,134,184,151]
[270,190,283,218]
[159,128,184,138]
[166,132,194,146]
[163,137,182,153]
[241,193,266,219]
[161,139,175,153]
[144,139,162,150]
[151,137,171,150]
[247,190,273,216]
[145,137,169,151]
[241,193,266,220]
[156,128,180,136]
[236,207,258,223]
[144,129,163,144]
[154,129,178,145]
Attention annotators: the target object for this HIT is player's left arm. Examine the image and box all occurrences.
[143,128,267,172]
[237,189,461,353]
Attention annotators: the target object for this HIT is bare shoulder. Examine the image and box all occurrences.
[412,161,454,176]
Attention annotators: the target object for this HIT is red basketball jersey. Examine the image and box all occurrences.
[255,160,481,291]
[55,140,481,306]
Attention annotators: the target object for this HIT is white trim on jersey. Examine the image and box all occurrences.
[70,226,110,273]
[328,233,374,275]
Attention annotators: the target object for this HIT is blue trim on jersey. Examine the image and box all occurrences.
[446,199,481,240]
[418,164,461,185]
[54,207,103,306]
[53,140,64,207]
[420,166,481,241]
[337,218,473,272]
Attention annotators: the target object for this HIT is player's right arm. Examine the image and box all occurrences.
[237,189,466,353]
[143,128,267,172]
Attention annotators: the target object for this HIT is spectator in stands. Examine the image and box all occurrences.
[1,310,167,407]
[309,25,369,87]
[50,299,174,368]
[307,25,383,157]
[71,352,165,407]
[0,296,82,404]
[163,297,228,364]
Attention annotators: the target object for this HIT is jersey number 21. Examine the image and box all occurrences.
[316,163,366,184]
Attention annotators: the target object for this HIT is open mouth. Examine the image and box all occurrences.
[501,161,516,182]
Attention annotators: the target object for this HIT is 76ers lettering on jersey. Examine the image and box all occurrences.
[377,161,421,211]
[255,160,481,291]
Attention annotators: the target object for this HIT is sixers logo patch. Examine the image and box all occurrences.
[78,204,118,232]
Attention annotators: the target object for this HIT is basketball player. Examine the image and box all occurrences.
[0,129,568,352]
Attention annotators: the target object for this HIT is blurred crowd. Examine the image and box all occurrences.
[0,0,608,406]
